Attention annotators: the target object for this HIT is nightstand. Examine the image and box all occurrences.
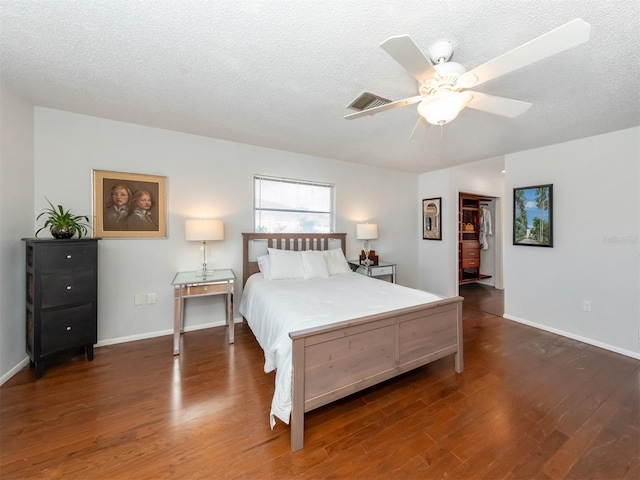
[348,260,397,283]
[172,269,235,355]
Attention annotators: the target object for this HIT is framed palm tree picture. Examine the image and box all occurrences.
[513,184,553,247]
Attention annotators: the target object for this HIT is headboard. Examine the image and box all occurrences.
[242,233,347,286]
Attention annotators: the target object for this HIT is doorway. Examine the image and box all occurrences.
[457,193,503,293]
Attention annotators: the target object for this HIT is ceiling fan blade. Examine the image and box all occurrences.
[345,95,423,120]
[380,35,438,84]
[467,18,591,87]
[466,91,532,117]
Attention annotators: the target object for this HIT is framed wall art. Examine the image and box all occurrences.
[513,184,553,247]
[92,170,167,238]
[422,197,442,240]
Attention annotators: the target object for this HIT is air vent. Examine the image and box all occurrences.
[347,91,392,111]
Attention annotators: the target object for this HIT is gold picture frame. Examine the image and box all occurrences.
[92,170,167,238]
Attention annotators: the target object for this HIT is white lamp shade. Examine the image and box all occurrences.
[356,223,378,240]
[417,91,472,126]
[185,219,224,241]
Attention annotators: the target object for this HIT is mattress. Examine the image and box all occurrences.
[238,271,443,426]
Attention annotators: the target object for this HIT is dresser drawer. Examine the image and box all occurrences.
[461,241,481,251]
[177,282,232,298]
[371,266,394,276]
[40,304,96,356]
[40,243,96,272]
[462,258,480,268]
[462,248,479,259]
[41,270,95,308]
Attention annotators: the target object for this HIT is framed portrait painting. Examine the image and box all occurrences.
[92,170,167,238]
[513,184,553,247]
[423,197,442,240]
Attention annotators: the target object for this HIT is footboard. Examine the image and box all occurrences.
[289,295,463,451]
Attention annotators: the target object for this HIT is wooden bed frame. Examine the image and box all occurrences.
[241,232,464,451]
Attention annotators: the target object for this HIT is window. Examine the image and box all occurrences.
[254,175,334,233]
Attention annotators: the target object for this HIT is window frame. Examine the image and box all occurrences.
[253,175,335,233]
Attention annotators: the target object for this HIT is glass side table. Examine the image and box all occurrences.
[171,269,235,355]
[347,260,396,283]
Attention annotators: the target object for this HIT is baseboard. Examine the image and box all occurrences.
[1,317,244,384]
[0,357,29,386]
[97,316,243,347]
[503,313,640,360]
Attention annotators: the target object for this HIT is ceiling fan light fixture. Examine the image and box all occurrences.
[433,61,466,77]
[456,72,479,89]
[417,91,472,125]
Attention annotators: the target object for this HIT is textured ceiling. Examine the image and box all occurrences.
[1,0,638,174]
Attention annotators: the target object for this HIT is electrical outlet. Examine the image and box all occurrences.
[582,300,592,312]
[134,294,144,306]
[147,293,156,304]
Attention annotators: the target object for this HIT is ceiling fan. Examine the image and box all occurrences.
[345,19,591,133]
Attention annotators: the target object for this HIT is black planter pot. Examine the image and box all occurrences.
[50,226,76,239]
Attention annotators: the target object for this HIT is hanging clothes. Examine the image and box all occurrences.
[480,206,492,250]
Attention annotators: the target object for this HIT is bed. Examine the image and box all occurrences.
[239,232,463,451]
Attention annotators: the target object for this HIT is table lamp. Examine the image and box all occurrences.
[356,223,378,266]
[185,219,224,277]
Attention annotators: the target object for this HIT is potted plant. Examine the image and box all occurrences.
[35,198,92,239]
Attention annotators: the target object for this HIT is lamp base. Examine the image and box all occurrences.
[196,268,215,279]
[196,260,209,278]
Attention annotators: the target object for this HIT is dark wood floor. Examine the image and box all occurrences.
[1,284,638,479]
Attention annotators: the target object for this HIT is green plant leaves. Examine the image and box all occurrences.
[35,197,91,238]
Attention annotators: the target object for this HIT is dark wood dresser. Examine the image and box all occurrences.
[22,238,99,378]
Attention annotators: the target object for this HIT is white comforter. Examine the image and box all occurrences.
[238,272,443,427]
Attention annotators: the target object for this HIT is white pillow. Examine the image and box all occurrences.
[256,254,270,278]
[266,248,304,280]
[324,248,351,275]
[301,250,330,279]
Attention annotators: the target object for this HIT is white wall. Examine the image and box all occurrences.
[32,108,419,348]
[0,83,34,382]
[504,127,640,358]
[418,168,452,296]
[418,157,505,297]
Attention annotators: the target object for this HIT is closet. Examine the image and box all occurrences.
[458,193,492,284]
